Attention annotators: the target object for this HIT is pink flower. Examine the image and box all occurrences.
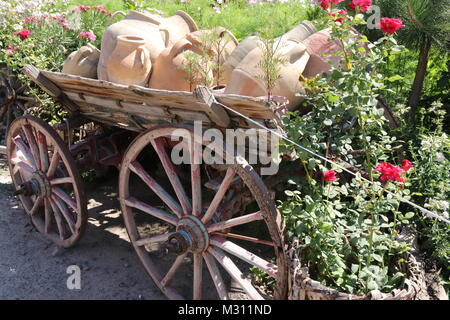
[377,17,405,34]
[374,162,405,182]
[401,160,413,172]
[322,170,337,182]
[14,29,31,40]
[6,45,15,55]
[78,31,96,42]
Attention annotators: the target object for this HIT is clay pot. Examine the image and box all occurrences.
[159,10,199,46]
[223,35,261,84]
[62,43,100,79]
[148,38,213,92]
[274,21,316,44]
[98,10,169,81]
[186,27,238,84]
[301,28,368,78]
[224,42,310,110]
[223,21,316,83]
[105,35,152,86]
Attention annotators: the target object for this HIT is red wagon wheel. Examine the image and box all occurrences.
[119,124,288,300]
[7,115,87,247]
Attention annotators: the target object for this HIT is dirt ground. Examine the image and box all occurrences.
[0,156,165,300]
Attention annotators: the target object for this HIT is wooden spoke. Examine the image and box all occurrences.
[13,136,36,169]
[190,137,202,217]
[14,160,34,175]
[29,197,44,216]
[44,198,52,234]
[211,232,275,247]
[129,161,183,218]
[210,236,278,277]
[207,211,263,233]
[193,253,203,300]
[53,187,78,212]
[161,253,188,287]
[203,252,229,300]
[201,167,235,223]
[46,151,60,179]
[50,177,74,186]
[135,232,174,247]
[151,137,191,215]
[37,131,49,172]
[51,195,76,234]
[208,247,264,300]
[48,198,67,240]
[23,125,40,170]
[124,197,178,226]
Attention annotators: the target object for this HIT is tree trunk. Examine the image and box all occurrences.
[408,38,432,123]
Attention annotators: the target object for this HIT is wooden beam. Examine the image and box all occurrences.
[194,86,230,127]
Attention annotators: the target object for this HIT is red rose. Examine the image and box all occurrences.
[322,170,337,182]
[374,162,405,182]
[14,30,31,40]
[401,160,412,171]
[349,0,372,12]
[378,17,405,34]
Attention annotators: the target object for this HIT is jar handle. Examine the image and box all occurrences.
[169,38,193,59]
[107,11,126,26]
[159,27,170,47]
[219,29,239,46]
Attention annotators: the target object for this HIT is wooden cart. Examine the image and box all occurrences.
[5,65,290,300]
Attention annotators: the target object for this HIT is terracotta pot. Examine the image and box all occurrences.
[223,21,315,83]
[301,28,368,78]
[274,21,316,44]
[186,26,238,84]
[105,35,152,86]
[98,10,169,81]
[62,43,100,79]
[159,10,199,46]
[223,35,261,84]
[224,42,310,110]
[148,38,213,92]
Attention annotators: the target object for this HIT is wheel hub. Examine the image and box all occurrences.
[14,170,51,198]
[169,216,209,255]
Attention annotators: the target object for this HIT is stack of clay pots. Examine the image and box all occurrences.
[61,10,367,112]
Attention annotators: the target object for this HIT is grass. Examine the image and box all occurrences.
[67,0,311,40]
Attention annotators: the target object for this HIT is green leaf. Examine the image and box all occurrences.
[387,75,403,82]
[404,212,415,219]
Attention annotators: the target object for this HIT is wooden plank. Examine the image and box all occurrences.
[64,91,211,124]
[37,68,278,120]
[22,65,79,113]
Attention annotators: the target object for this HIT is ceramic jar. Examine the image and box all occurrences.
[148,38,213,92]
[105,35,152,86]
[274,21,316,44]
[301,28,368,78]
[159,10,199,46]
[223,21,316,83]
[98,10,169,81]
[62,43,100,79]
[224,41,310,110]
[223,35,261,84]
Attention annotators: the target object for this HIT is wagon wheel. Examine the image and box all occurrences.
[119,124,288,300]
[0,65,37,145]
[6,115,88,247]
